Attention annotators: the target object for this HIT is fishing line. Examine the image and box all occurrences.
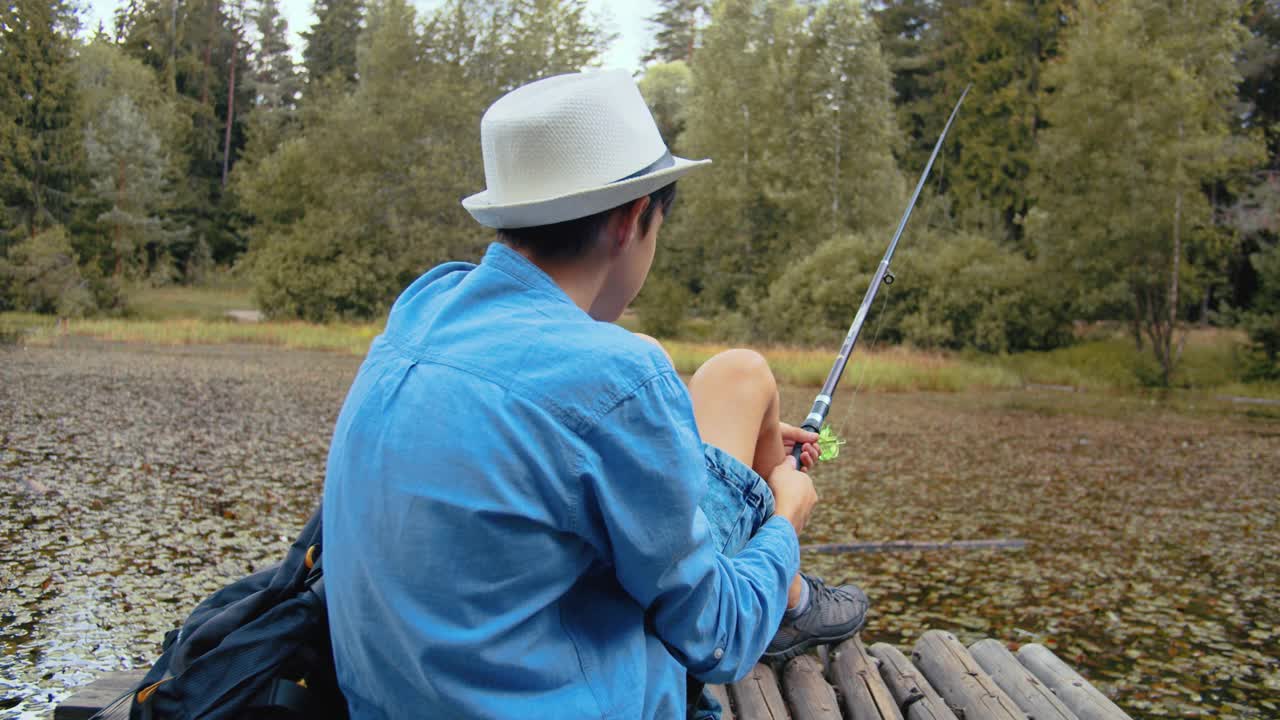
[789,85,969,467]
[833,272,895,435]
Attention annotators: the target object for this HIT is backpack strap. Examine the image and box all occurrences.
[243,548,328,717]
[133,677,170,720]
[255,678,312,715]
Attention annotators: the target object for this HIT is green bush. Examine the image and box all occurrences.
[0,226,96,316]
[634,273,692,338]
[761,228,1072,352]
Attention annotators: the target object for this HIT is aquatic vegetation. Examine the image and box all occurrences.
[0,342,1276,717]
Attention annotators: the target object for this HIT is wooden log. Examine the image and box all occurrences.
[728,662,791,720]
[803,539,1027,555]
[912,630,1027,720]
[867,643,957,720]
[54,670,145,720]
[781,655,841,720]
[969,639,1078,720]
[708,684,737,720]
[1016,644,1133,720]
[828,637,903,720]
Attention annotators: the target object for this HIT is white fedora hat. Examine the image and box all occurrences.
[462,70,710,229]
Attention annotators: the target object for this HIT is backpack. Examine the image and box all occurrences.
[115,507,348,720]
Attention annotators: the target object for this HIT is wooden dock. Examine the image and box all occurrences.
[56,629,1132,720]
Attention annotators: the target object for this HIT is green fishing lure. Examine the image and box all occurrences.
[817,425,846,461]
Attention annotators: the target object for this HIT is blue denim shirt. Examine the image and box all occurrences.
[323,243,800,719]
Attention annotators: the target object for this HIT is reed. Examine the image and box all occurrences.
[664,341,1021,392]
[19,316,383,356]
[6,312,1266,397]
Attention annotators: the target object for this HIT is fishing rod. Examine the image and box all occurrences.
[792,85,970,465]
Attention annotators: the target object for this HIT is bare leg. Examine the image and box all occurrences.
[686,348,804,609]
[638,338,869,660]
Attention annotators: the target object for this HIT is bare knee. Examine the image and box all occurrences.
[691,348,777,398]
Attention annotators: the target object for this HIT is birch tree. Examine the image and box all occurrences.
[1030,0,1262,383]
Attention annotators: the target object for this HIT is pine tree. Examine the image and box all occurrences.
[116,0,255,268]
[74,40,190,278]
[240,0,609,320]
[916,0,1068,246]
[794,0,904,235]
[0,0,85,243]
[644,0,709,64]
[1239,0,1279,164]
[302,0,362,88]
[239,0,302,174]
[250,0,299,112]
[672,0,804,310]
[488,0,610,92]
[672,0,902,312]
[84,95,184,279]
[872,0,938,150]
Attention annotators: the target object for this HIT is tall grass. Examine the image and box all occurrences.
[5,303,1269,397]
[11,315,1017,391]
[998,328,1248,390]
[665,341,1020,391]
[18,316,383,356]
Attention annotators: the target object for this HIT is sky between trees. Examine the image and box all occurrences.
[81,0,663,69]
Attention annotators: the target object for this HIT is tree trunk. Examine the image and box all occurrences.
[1132,302,1143,351]
[113,156,126,276]
[1163,121,1186,386]
[831,103,841,229]
[167,0,179,95]
[1165,185,1183,384]
[201,0,217,106]
[222,33,237,187]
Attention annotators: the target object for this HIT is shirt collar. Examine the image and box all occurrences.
[482,242,580,310]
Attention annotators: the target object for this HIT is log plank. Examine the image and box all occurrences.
[729,662,792,720]
[969,639,1078,720]
[708,684,737,720]
[1016,644,1132,720]
[54,670,145,720]
[867,643,957,720]
[828,638,903,720]
[781,655,842,720]
[912,630,1026,720]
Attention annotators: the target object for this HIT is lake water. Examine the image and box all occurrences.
[2,341,1276,718]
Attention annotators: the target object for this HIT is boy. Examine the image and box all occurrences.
[323,70,867,719]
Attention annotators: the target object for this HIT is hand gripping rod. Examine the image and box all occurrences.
[792,85,970,466]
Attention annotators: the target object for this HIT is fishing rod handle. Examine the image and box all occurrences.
[789,418,824,469]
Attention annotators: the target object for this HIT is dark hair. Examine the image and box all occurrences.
[499,182,678,262]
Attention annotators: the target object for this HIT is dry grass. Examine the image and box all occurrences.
[17,316,382,356]
[665,341,1021,392]
[4,311,1273,398]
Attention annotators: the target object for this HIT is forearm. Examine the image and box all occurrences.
[652,516,800,683]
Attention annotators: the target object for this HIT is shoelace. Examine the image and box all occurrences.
[803,574,860,605]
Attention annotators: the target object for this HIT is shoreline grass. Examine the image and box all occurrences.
[5,312,1276,400]
[9,315,383,357]
[666,341,1022,392]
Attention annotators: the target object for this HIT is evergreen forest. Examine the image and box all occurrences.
[2,0,1278,385]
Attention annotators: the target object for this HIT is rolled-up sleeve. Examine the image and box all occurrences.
[576,371,801,683]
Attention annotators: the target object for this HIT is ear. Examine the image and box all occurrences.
[606,196,651,256]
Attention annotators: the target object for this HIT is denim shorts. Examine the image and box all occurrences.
[688,444,776,720]
[699,443,775,556]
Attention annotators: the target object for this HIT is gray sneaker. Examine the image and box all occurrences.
[763,574,869,662]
